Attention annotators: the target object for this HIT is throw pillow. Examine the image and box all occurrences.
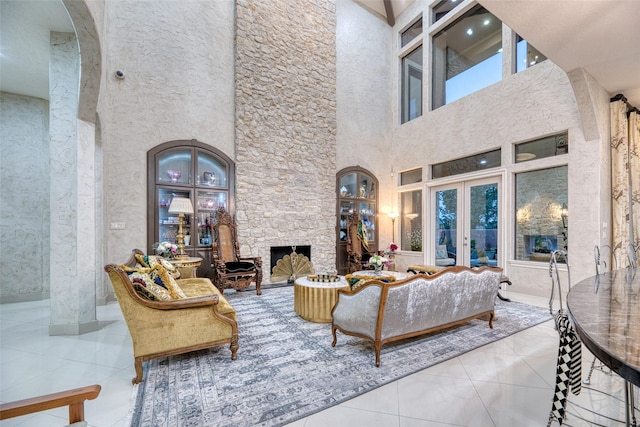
[122,264,186,300]
[435,245,448,259]
[135,254,181,280]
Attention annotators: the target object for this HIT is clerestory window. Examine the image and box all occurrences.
[432,5,502,109]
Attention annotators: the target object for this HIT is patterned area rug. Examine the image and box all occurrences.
[129,286,551,427]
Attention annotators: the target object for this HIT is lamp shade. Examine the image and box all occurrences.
[387,212,399,220]
[168,197,194,214]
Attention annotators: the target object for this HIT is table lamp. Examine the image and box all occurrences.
[168,196,194,260]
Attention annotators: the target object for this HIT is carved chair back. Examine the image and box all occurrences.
[213,209,239,264]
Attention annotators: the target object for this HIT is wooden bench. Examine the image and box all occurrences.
[0,384,101,426]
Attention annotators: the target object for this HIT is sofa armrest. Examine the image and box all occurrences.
[332,283,383,340]
[0,385,101,423]
[147,294,219,310]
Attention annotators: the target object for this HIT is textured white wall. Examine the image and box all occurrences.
[0,93,50,302]
[101,0,236,263]
[336,0,396,248]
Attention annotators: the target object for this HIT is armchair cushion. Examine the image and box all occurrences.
[122,264,186,301]
[225,261,257,273]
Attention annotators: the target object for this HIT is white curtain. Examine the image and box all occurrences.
[611,97,640,266]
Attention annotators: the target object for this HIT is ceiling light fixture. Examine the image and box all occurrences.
[466,28,473,35]
[483,19,490,25]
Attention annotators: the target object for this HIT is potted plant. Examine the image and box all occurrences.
[477,250,489,264]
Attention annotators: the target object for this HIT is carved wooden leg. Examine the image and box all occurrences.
[489,311,494,329]
[132,358,143,384]
[375,343,381,367]
[255,270,263,295]
[331,326,338,347]
[230,334,239,360]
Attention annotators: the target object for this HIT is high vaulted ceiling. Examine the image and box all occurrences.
[479,0,640,107]
[1,0,639,108]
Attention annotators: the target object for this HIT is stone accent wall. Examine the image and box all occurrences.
[235,0,337,278]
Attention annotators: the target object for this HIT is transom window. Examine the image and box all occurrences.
[516,34,547,72]
[432,5,502,109]
[401,17,422,47]
[432,149,501,179]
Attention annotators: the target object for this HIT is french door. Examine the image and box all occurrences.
[430,176,501,267]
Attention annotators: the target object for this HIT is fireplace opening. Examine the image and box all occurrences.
[270,245,312,284]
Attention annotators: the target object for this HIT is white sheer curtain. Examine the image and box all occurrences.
[610,96,640,266]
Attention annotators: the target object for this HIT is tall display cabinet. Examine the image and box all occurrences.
[336,167,378,275]
[147,139,235,279]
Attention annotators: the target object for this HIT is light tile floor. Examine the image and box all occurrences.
[0,291,634,426]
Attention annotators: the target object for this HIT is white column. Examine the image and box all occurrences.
[49,31,98,335]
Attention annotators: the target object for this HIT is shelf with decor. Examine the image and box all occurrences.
[148,140,236,280]
[336,167,378,275]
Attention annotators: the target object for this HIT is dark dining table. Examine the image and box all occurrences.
[567,267,640,388]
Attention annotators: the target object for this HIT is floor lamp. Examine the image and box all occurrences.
[168,196,194,260]
[387,212,399,243]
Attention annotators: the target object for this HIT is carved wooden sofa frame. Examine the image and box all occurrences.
[331,266,503,367]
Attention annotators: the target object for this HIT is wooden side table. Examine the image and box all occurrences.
[169,257,203,279]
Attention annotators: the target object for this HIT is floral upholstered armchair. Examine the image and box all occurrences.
[211,208,263,295]
[104,249,238,384]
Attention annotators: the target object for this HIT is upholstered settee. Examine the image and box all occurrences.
[331,266,503,367]
[104,249,238,384]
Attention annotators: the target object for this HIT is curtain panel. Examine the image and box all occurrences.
[610,97,640,266]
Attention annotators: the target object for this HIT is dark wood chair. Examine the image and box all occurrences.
[346,212,377,273]
[0,385,101,426]
[212,208,263,295]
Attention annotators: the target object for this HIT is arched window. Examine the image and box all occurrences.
[336,167,378,275]
[147,139,235,278]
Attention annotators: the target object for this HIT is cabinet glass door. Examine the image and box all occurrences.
[195,190,227,246]
[157,149,192,185]
[336,167,378,275]
[157,189,191,246]
[196,151,228,188]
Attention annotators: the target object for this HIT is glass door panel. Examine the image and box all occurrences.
[158,189,191,245]
[431,177,500,267]
[359,175,376,199]
[467,182,499,267]
[435,188,458,265]
[196,150,227,188]
[359,202,376,243]
[339,201,355,241]
[157,149,192,185]
[339,173,357,198]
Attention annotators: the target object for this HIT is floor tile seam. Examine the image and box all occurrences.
[339,400,400,417]
[520,352,557,389]
[469,377,554,391]
[397,414,465,426]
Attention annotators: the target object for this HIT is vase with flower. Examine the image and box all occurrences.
[153,241,178,259]
[367,254,389,275]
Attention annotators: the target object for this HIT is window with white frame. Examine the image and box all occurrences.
[432,5,502,109]
[401,17,423,124]
[400,190,423,251]
[515,166,568,263]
